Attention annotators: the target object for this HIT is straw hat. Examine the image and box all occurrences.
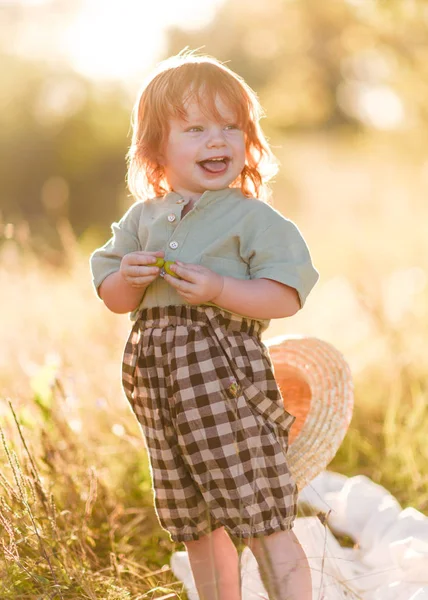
[265,334,354,491]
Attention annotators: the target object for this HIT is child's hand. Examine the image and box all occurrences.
[120,250,165,288]
[163,261,224,304]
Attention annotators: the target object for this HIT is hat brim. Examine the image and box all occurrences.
[266,335,354,491]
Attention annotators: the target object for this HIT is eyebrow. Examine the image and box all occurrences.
[183,113,237,124]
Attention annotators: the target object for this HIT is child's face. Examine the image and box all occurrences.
[159,93,246,198]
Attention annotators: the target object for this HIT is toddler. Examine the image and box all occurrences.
[90,48,319,600]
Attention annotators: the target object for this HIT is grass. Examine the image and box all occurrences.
[0,394,182,599]
[1,132,427,598]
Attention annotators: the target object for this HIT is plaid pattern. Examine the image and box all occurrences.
[121,304,298,543]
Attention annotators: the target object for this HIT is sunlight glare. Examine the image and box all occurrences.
[64,0,226,83]
[338,81,405,130]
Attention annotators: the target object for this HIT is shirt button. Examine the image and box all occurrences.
[167,214,176,222]
[176,199,184,204]
[169,241,179,249]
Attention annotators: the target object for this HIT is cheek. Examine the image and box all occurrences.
[164,134,195,165]
[236,134,246,155]
[167,148,193,169]
[237,139,247,165]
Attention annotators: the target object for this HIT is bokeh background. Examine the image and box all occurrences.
[1,0,427,597]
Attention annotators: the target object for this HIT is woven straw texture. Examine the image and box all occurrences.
[266,335,354,491]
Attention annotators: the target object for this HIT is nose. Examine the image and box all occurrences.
[206,125,227,147]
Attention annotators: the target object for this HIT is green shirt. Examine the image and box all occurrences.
[90,187,319,333]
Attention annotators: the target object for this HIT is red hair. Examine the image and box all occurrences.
[126,48,279,203]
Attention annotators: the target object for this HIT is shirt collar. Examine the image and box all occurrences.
[163,187,239,210]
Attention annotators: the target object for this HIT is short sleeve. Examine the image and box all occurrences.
[89,202,143,297]
[247,219,319,309]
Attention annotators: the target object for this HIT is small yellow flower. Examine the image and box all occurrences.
[227,378,240,398]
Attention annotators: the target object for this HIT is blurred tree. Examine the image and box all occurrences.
[0,52,130,243]
[0,0,427,250]
[164,0,428,133]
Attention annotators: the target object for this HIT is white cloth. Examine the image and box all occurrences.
[169,471,428,599]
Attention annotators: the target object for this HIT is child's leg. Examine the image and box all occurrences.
[184,526,241,600]
[243,529,312,600]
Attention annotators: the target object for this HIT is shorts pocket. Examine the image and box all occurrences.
[220,366,296,456]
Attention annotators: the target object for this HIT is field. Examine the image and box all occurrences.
[1,133,427,598]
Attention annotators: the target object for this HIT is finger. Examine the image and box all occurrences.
[163,273,191,292]
[125,265,159,276]
[169,263,197,281]
[175,261,197,269]
[127,276,156,286]
[131,250,164,260]
[128,254,158,266]
[176,262,204,273]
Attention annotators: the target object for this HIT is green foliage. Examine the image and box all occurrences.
[0,395,183,599]
[1,0,428,252]
[0,3,427,594]
[1,232,427,595]
[0,52,130,246]
[166,0,428,133]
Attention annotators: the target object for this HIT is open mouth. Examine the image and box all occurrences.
[197,157,230,174]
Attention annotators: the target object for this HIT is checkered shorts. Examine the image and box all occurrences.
[121,304,298,543]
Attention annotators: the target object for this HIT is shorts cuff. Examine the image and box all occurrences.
[167,515,295,543]
[231,515,295,539]
[168,521,225,543]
